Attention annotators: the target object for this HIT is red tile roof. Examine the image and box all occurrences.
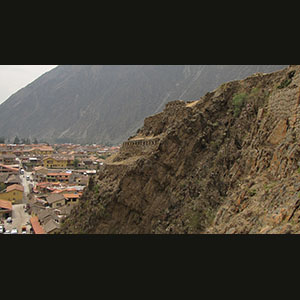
[0,199,12,210]
[6,184,24,192]
[30,216,45,234]
[51,188,77,194]
[0,164,19,172]
[63,193,80,199]
[47,173,71,176]
[36,182,49,187]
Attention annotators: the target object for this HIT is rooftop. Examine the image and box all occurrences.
[0,164,19,172]
[43,219,59,233]
[30,216,45,234]
[63,193,80,199]
[46,193,66,204]
[47,173,71,176]
[0,199,12,210]
[6,184,24,192]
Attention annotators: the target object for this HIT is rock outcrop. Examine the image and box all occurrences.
[59,65,300,234]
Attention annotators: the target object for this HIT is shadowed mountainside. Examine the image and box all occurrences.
[0,65,286,145]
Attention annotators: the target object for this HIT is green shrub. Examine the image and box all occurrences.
[248,188,257,197]
[250,87,260,95]
[277,78,292,89]
[232,92,248,117]
[0,182,6,192]
[93,184,100,194]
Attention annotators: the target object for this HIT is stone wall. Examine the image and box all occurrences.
[119,100,187,157]
[267,68,300,138]
[164,100,186,110]
[268,85,300,124]
[120,137,160,155]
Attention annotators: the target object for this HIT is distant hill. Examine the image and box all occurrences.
[0,65,286,145]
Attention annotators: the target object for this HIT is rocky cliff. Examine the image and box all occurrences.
[59,65,300,234]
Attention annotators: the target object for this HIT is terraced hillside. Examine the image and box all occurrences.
[59,65,300,234]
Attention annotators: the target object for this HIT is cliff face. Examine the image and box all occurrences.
[60,65,300,234]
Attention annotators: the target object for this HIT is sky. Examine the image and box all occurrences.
[0,65,58,105]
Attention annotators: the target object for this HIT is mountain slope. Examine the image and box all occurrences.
[59,65,300,234]
[0,65,286,145]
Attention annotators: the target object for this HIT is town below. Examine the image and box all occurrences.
[0,142,120,234]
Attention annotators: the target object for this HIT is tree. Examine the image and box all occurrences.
[74,158,80,169]
[0,136,5,143]
[33,138,38,144]
[0,182,6,192]
[14,136,20,144]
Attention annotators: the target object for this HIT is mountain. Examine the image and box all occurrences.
[59,65,300,234]
[0,65,286,145]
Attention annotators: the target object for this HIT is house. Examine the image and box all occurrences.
[46,193,66,209]
[66,156,75,168]
[31,146,54,156]
[0,173,9,186]
[4,174,22,186]
[46,172,71,183]
[0,147,13,156]
[0,199,12,218]
[36,208,61,227]
[43,156,68,169]
[69,173,89,185]
[43,218,60,234]
[0,154,17,165]
[63,193,80,206]
[30,216,45,234]
[37,208,53,224]
[32,166,49,182]
[82,158,93,166]
[0,184,24,204]
[29,199,47,216]
[19,156,30,165]
[13,149,23,156]
[34,182,51,193]
[53,203,75,220]
[0,164,19,175]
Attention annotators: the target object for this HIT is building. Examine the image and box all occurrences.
[0,184,24,204]
[0,147,13,156]
[43,157,68,169]
[43,219,60,234]
[0,164,19,175]
[37,209,53,224]
[4,174,22,186]
[46,172,71,183]
[0,173,9,186]
[0,154,17,165]
[69,173,89,185]
[31,146,54,156]
[63,193,80,206]
[34,182,51,193]
[30,216,45,234]
[46,194,66,209]
[32,166,49,182]
[0,199,12,218]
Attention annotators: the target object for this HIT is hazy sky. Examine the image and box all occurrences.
[0,65,58,105]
